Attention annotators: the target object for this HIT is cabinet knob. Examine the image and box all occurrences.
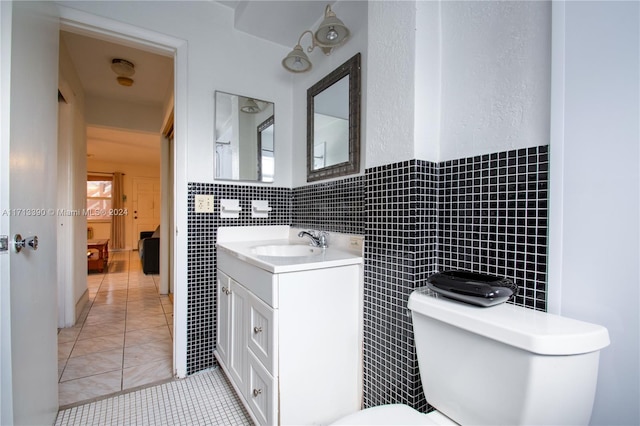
[222,286,231,295]
[253,326,263,334]
[253,388,262,397]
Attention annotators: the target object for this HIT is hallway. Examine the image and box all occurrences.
[57,251,173,407]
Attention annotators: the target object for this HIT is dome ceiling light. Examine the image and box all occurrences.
[240,98,261,114]
[282,4,351,73]
[110,58,135,87]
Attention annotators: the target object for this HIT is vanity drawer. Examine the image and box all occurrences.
[247,351,276,426]
[218,250,278,308]
[248,294,278,375]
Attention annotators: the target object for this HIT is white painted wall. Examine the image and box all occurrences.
[436,1,551,162]
[0,2,13,422]
[364,0,415,170]
[415,0,441,163]
[368,1,551,167]
[549,2,639,425]
[57,0,294,187]
[291,1,368,187]
[58,37,88,327]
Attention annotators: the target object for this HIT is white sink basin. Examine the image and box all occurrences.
[251,244,323,257]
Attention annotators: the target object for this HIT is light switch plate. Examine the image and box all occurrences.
[195,194,214,213]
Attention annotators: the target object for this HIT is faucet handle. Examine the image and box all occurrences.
[318,231,329,248]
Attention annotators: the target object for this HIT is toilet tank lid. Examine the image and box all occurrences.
[408,287,610,355]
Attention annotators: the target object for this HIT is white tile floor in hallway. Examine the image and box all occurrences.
[58,250,174,407]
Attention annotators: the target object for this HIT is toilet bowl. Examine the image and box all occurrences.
[332,404,455,425]
[332,286,610,425]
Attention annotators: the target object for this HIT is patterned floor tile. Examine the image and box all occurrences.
[56,369,251,425]
[57,251,173,407]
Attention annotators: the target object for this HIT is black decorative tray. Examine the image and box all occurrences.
[426,270,517,307]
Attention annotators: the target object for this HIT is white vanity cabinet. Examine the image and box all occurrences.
[217,271,252,396]
[216,247,362,426]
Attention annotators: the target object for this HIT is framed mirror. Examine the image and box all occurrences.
[307,53,361,182]
[215,91,275,182]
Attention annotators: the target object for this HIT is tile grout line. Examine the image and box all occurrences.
[121,250,130,393]
[58,251,173,406]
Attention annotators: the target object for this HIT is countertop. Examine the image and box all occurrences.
[216,239,363,273]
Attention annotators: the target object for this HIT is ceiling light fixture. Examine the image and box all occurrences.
[110,58,135,87]
[282,4,350,73]
[240,98,261,114]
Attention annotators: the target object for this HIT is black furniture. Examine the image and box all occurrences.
[138,227,159,274]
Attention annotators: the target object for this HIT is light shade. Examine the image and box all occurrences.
[111,58,135,86]
[116,76,134,87]
[111,58,135,77]
[314,5,350,47]
[240,98,260,113]
[281,4,350,74]
[282,44,312,73]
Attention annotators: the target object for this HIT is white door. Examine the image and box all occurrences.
[132,177,160,245]
[0,1,60,425]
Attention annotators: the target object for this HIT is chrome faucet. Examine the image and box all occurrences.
[297,230,328,248]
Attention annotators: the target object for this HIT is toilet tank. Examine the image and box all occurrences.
[408,288,610,426]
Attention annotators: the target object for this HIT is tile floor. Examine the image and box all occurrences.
[57,250,174,407]
[55,368,252,426]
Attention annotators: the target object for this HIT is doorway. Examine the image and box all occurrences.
[57,21,179,405]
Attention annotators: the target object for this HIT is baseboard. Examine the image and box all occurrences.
[75,289,89,324]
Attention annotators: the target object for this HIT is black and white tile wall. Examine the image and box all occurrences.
[187,145,548,412]
[438,146,549,310]
[186,183,291,374]
[362,146,548,411]
[363,160,438,412]
[292,175,365,234]
[186,179,362,374]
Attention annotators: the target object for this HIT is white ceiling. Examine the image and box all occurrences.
[86,126,162,166]
[217,1,337,47]
[61,30,173,167]
[61,30,174,106]
[61,1,330,167]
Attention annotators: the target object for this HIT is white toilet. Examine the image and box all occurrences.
[334,287,610,425]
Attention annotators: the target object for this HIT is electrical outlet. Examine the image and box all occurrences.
[195,194,214,213]
[349,236,363,253]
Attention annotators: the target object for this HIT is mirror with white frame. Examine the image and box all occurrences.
[307,53,361,182]
[215,91,274,182]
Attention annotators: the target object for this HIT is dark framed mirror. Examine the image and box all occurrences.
[307,53,361,182]
[257,115,274,182]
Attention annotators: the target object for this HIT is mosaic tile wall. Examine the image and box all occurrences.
[363,160,438,412]
[186,183,291,374]
[362,145,549,412]
[438,146,549,310]
[292,175,365,234]
[186,178,366,374]
[187,145,549,415]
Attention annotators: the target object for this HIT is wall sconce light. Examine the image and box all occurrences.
[282,4,350,73]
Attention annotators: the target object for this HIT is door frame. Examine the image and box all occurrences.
[1,2,13,422]
[58,5,189,378]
